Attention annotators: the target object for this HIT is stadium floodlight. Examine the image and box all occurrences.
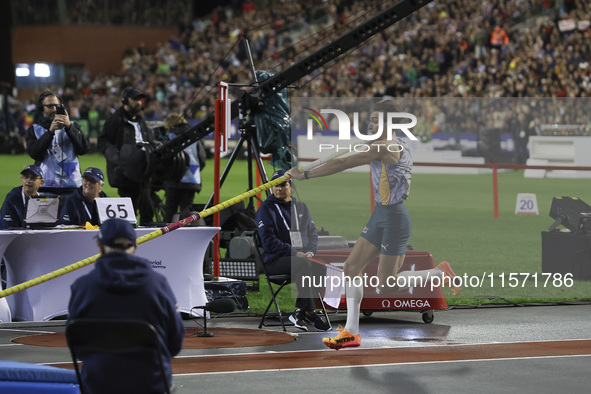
[16,64,30,77]
[34,63,51,78]
[548,196,591,234]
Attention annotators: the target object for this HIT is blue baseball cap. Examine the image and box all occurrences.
[83,167,104,183]
[21,165,43,178]
[97,218,137,248]
[271,170,291,183]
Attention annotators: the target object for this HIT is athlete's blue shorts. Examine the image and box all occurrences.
[360,202,412,255]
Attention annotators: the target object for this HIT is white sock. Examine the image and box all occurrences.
[396,268,443,291]
[344,278,363,335]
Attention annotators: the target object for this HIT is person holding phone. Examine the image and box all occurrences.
[25,91,89,196]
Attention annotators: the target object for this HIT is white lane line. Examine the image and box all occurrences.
[0,328,57,334]
[173,354,591,377]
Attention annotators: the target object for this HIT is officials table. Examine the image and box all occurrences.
[0,227,220,322]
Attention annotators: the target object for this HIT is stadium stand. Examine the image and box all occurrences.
[6,0,591,147]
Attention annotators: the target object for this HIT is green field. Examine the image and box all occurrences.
[2,153,591,310]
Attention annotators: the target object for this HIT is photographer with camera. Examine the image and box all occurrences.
[25,91,89,196]
[98,87,159,226]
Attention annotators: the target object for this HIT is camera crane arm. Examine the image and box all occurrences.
[152,0,432,163]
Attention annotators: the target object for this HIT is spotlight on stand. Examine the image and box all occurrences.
[548,196,591,234]
[192,299,236,337]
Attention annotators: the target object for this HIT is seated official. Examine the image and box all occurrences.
[256,170,330,331]
[67,218,185,393]
[59,167,108,226]
[0,165,44,229]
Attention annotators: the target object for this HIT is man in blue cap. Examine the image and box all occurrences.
[67,218,185,394]
[256,170,330,331]
[1,165,45,229]
[59,167,109,226]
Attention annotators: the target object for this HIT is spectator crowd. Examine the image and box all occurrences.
[5,0,591,142]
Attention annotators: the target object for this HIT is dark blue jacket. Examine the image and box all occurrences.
[256,195,318,264]
[0,187,26,229]
[67,251,185,394]
[59,186,108,226]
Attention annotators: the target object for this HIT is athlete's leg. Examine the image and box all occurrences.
[376,253,406,294]
[323,237,378,349]
[343,237,379,278]
[396,262,461,295]
[343,237,379,335]
[374,203,411,294]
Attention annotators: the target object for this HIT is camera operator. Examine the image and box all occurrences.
[98,87,158,226]
[25,91,89,196]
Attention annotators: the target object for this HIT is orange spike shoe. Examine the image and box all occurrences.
[322,325,361,350]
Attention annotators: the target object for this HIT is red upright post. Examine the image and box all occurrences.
[213,82,229,277]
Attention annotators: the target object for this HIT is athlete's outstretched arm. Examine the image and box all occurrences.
[291,143,398,180]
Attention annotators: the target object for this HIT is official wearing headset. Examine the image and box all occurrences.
[97,87,158,226]
[25,91,89,195]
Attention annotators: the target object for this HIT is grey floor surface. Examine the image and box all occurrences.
[1,303,590,393]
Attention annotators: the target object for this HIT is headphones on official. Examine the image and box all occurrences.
[36,91,63,113]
